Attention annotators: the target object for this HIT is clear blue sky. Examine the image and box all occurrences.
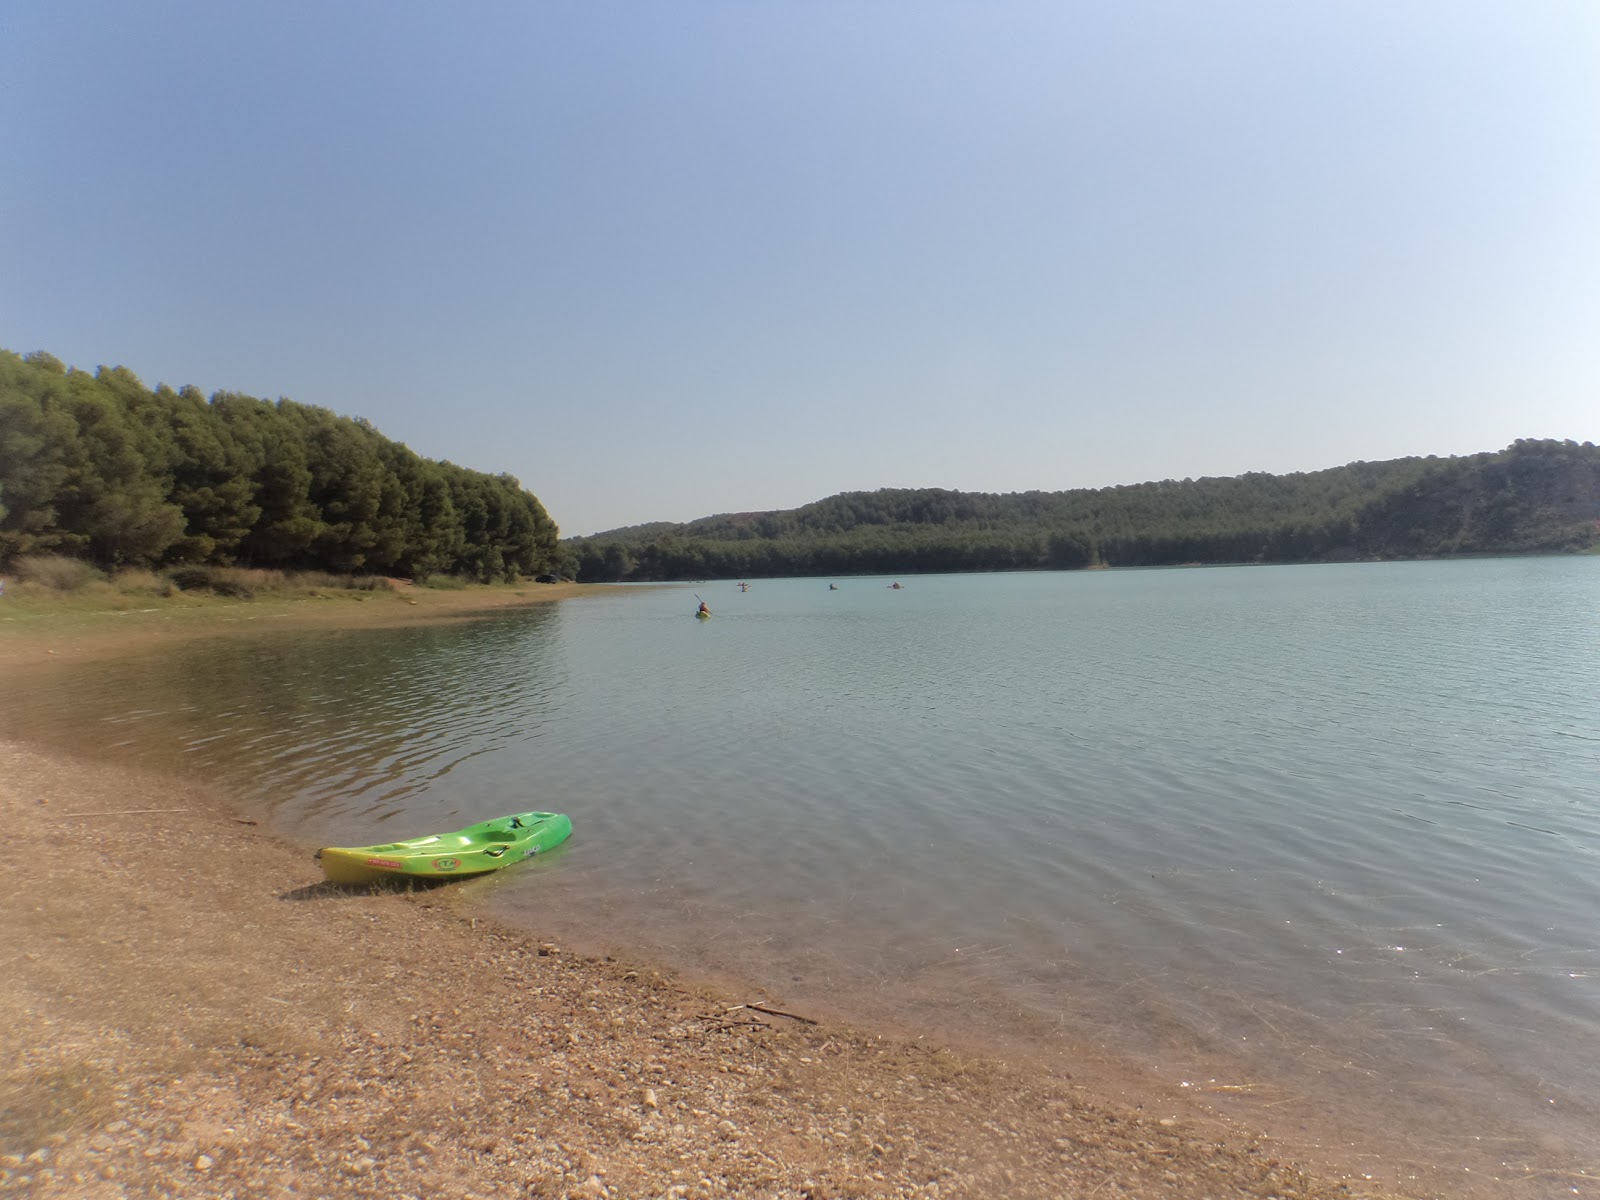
[4,2,1597,536]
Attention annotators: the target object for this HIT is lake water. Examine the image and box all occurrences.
[9,559,1600,1197]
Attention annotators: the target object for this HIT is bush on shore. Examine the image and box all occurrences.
[9,554,105,592]
[164,566,396,598]
[0,555,403,601]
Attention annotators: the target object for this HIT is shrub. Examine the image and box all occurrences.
[205,567,259,599]
[166,565,216,592]
[162,566,392,598]
[10,555,104,591]
[114,568,174,597]
[290,571,393,593]
[341,575,394,592]
[166,566,278,598]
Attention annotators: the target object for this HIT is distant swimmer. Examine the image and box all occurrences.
[888,582,903,590]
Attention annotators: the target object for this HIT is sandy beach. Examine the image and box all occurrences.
[2,588,1411,1199]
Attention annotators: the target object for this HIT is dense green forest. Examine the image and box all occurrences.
[568,440,1600,582]
[6,346,1595,587]
[0,349,560,580]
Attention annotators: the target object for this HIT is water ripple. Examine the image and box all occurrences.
[6,561,1600,1193]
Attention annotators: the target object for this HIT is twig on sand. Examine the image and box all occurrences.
[55,807,190,818]
[694,1013,771,1033]
[729,1002,819,1026]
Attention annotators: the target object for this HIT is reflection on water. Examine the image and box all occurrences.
[8,605,570,843]
[7,560,1600,1197]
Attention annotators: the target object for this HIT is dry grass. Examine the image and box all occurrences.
[109,568,174,597]
[8,555,104,591]
[165,565,396,598]
[0,558,405,603]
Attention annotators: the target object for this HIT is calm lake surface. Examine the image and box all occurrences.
[10,559,1600,1196]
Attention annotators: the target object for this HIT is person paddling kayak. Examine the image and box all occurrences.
[697,600,711,615]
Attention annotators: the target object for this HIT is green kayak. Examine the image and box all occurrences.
[317,811,572,885]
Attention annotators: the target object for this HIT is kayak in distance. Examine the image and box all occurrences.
[317,811,573,885]
[696,609,711,619]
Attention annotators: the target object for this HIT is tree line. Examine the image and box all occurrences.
[568,440,1600,582]
[8,343,1593,586]
[0,349,560,581]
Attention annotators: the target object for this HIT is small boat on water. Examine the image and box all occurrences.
[696,609,711,619]
[317,812,572,885]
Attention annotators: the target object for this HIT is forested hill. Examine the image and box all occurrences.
[568,440,1600,582]
[0,349,559,580]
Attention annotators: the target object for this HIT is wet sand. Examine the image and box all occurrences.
[1,589,1415,1198]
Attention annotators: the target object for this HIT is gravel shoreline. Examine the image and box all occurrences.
[1,738,1415,1200]
[2,589,1436,1199]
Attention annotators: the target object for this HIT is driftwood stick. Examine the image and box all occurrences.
[730,1002,819,1026]
[55,807,190,818]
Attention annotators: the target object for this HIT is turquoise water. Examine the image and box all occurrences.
[9,559,1600,1195]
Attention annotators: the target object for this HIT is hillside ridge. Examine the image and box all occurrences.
[567,439,1600,581]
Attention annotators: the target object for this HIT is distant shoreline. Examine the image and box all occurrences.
[0,579,605,671]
